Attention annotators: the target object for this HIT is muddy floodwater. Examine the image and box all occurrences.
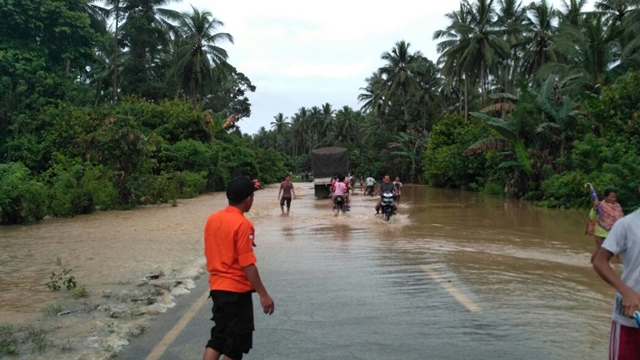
[0,182,616,359]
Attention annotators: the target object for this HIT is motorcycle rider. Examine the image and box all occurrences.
[331,175,351,211]
[375,175,398,215]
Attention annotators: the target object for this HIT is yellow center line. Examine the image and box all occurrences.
[420,265,482,313]
[145,290,210,360]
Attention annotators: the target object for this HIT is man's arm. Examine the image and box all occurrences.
[594,249,640,316]
[594,221,640,317]
[243,264,274,315]
[278,184,282,199]
[292,185,296,199]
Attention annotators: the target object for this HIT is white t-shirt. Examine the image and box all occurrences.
[602,209,640,328]
[365,177,376,186]
[394,181,403,194]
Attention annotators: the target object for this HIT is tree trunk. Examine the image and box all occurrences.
[192,83,197,109]
[402,94,409,121]
[458,74,462,114]
[480,60,485,109]
[112,0,120,104]
[464,75,468,121]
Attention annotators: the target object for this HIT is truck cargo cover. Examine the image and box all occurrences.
[311,147,349,178]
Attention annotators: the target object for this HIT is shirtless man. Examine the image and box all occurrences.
[277,175,296,215]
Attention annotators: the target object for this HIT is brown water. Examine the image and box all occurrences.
[0,183,615,359]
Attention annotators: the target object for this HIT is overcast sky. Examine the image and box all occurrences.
[168,0,594,135]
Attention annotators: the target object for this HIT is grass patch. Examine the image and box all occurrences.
[31,335,47,355]
[0,324,19,356]
[21,326,44,344]
[71,285,90,299]
[42,304,63,317]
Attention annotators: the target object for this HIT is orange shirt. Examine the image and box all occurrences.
[204,206,257,292]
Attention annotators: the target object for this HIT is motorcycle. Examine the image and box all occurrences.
[380,192,395,222]
[334,195,347,216]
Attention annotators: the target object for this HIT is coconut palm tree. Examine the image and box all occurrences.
[520,0,559,80]
[117,0,183,99]
[496,0,527,93]
[558,0,589,26]
[270,113,289,153]
[458,0,508,104]
[172,6,234,108]
[358,71,386,116]
[543,14,627,89]
[86,0,110,34]
[379,41,423,120]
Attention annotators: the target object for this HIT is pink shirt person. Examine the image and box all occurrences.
[333,182,347,196]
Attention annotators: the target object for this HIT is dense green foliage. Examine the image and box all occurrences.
[0,0,285,224]
[252,0,640,211]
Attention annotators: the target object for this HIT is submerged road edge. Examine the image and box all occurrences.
[420,265,482,313]
[145,290,210,360]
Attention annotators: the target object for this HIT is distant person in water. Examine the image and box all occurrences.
[278,175,296,215]
[393,176,403,205]
[587,188,624,263]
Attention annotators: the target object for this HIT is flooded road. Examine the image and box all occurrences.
[1,182,615,359]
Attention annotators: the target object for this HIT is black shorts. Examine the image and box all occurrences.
[280,196,292,208]
[206,290,254,360]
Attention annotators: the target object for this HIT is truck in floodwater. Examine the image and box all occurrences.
[311,147,349,198]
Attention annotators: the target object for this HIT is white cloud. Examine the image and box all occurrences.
[280,61,373,79]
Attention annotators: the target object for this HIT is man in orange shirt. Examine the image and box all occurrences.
[203,176,275,360]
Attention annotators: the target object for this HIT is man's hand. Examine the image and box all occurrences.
[594,200,601,209]
[260,294,275,315]
[621,289,640,316]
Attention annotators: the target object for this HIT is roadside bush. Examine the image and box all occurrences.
[540,134,640,210]
[45,158,117,217]
[0,163,47,224]
[589,72,640,146]
[170,171,207,198]
[424,114,502,189]
[214,142,258,187]
[255,149,288,184]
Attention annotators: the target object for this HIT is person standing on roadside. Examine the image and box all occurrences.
[203,176,275,360]
[593,209,640,359]
[278,175,296,215]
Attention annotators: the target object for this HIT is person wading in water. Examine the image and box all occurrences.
[587,188,624,263]
[277,175,296,216]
